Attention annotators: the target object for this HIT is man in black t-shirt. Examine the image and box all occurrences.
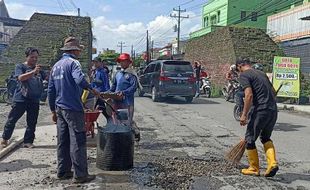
[236,57,279,178]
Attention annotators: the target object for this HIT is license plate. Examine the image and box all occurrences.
[174,79,184,84]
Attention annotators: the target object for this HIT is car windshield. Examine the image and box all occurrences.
[163,61,193,72]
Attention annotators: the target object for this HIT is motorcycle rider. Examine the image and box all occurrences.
[225,64,239,97]
[194,61,202,98]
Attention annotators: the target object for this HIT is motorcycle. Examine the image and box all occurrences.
[233,81,285,121]
[200,77,211,98]
[2,77,17,104]
[40,80,48,102]
[222,79,240,102]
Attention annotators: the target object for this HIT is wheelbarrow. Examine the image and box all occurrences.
[84,110,101,138]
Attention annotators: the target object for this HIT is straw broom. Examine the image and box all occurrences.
[225,138,246,164]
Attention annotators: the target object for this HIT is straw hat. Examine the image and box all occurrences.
[60,37,84,51]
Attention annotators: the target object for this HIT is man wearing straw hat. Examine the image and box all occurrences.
[48,37,99,183]
[236,57,279,177]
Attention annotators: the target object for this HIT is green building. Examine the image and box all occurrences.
[190,0,307,38]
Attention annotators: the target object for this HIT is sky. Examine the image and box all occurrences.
[5,0,207,54]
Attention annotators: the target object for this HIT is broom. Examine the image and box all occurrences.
[225,138,246,164]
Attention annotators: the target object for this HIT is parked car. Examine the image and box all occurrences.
[138,60,196,103]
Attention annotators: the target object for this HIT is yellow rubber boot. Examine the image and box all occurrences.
[241,149,260,176]
[264,141,279,177]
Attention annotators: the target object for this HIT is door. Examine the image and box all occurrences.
[139,63,156,93]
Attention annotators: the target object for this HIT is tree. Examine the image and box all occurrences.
[97,52,119,65]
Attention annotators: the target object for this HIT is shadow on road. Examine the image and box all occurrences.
[136,96,220,105]
[270,173,310,183]
[0,159,50,172]
[274,123,308,132]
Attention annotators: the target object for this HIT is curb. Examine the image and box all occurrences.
[277,104,310,114]
[0,137,24,160]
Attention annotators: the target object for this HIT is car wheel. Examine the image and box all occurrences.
[138,88,145,97]
[151,86,160,102]
[185,96,193,103]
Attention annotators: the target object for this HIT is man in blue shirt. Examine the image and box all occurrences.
[48,37,99,183]
[110,53,140,140]
[91,57,111,121]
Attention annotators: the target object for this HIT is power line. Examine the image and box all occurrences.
[69,0,78,9]
[56,0,66,12]
[180,0,195,7]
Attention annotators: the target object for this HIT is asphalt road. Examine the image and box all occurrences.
[132,96,310,189]
[0,96,309,190]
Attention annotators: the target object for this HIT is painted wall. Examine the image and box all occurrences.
[267,2,310,42]
[229,0,300,29]
[202,0,228,27]
[191,0,303,38]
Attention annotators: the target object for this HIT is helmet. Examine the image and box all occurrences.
[230,64,236,71]
[252,63,263,71]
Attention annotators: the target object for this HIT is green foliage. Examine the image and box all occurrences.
[97,52,119,65]
[211,84,223,98]
[133,58,144,68]
[300,74,310,97]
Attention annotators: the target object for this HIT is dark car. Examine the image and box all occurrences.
[138,60,196,103]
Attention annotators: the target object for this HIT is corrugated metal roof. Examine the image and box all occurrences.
[0,0,9,18]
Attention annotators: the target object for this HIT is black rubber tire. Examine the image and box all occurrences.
[138,88,145,97]
[151,87,160,102]
[233,105,241,121]
[2,91,12,104]
[185,96,193,103]
[205,88,211,98]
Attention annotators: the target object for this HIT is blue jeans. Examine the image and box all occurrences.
[56,108,88,178]
[2,102,39,143]
[195,81,200,95]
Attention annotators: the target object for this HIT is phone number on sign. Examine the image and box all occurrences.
[275,73,298,80]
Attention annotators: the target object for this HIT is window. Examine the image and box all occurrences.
[155,62,161,72]
[145,64,156,74]
[211,15,217,25]
[162,61,193,72]
[203,16,209,27]
[251,12,258,21]
[241,11,246,20]
[217,11,221,23]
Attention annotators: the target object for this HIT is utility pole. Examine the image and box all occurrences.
[117,41,126,54]
[151,40,154,60]
[146,30,150,63]
[170,6,189,55]
[131,45,134,58]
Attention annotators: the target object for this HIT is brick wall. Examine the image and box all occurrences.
[184,26,284,87]
[0,13,92,85]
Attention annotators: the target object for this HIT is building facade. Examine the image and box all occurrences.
[267,1,310,75]
[0,0,26,52]
[190,0,306,39]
